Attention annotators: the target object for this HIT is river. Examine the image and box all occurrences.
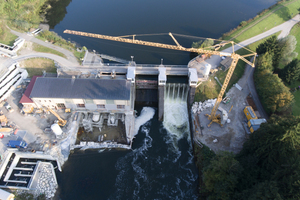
[51,0,277,199]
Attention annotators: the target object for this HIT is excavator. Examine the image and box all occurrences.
[43,106,67,126]
[63,30,256,127]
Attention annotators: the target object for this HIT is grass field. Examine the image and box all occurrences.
[223,0,300,43]
[0,24,18,46]
[36,34,86,62]
[20,58,56,77]
[33,44,66,58]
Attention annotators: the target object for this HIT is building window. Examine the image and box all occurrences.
[117,105,125,109]
[56,103,66,109]
[77,104,85,108]
[97,104,105,109]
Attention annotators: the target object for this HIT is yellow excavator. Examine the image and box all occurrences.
[43,106,67,126]
[64,30,256,127]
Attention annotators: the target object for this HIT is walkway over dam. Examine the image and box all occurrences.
[60,64,191,76]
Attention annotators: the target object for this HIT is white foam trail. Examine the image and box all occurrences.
[134,107,155,136]
[163,100,189,140]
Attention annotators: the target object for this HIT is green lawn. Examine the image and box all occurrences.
[20,58,56,77]
[290,23,300,60]
[0,24,18,46]
[33,44,66,58]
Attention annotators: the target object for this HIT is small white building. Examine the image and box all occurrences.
[158,67,166,85]
[29,77,133,112]
[0,62,28,101]
[188,68,198,86]
[127,67,136,83]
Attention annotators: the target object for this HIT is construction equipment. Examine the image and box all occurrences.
[64,30,257,126]
[222,96,231,104]
[248,118,266,133]
[243,106,257,121]
[43,106,67,126]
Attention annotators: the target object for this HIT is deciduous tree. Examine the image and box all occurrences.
[203,151,242,200]
[278,35,298,65]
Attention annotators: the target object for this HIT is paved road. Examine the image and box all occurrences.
[9,28,79,65]
[15,53,79,69]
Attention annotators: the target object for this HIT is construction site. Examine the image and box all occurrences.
[0,29,269,199]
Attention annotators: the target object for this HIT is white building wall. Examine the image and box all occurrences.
[0,67,28,101]
[0,65,18,88]
[32,97,131,112]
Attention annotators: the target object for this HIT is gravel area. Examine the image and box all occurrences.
[193,68,253,154]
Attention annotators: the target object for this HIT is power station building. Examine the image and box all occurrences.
[27,77,134,112]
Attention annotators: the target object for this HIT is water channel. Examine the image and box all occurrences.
[51,0,277,199]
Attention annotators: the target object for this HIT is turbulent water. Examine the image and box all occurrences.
[109,85,197,199]
[56,84,198,200]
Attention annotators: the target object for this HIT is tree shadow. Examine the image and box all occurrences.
[275,6,292,21]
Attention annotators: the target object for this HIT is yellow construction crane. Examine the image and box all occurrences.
[43,106,67,126]
[64,30,256,126]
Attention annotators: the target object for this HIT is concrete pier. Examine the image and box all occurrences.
[158,85,164,121]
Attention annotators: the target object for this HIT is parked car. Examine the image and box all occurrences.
[4,102,14,113]
[6,140,28,148]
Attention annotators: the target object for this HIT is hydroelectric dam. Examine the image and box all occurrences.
[55,53,200,199]
[54,51,200,152]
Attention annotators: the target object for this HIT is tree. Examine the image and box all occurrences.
[234,181,283,200]
[256,51,274,72]
[256,36,282,69]
[238,115,300,199]
[203,151,242,200]
[192,39,214,49]
[278,35,298,65]
[255,70,294,113]
[256,35,279,55]
[281,59,300,84]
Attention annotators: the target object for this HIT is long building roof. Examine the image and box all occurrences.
[30,77,131,100]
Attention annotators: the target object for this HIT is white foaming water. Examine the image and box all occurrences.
[163,84,190,141]
[134,107,155,136]
[111,92,198,199]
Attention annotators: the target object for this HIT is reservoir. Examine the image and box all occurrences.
[50,0,277,199]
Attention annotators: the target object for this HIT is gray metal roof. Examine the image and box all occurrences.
[30,77,131,100]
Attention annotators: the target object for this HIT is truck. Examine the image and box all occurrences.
[243,106,257,121]
[6,140,28,148]
[247,118,267,133]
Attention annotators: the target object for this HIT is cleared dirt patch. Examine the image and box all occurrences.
[20,58,56,77]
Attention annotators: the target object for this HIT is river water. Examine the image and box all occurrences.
[52,0,277,65]
[52,0,277,199]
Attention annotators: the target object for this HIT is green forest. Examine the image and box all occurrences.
[195,115,300,200]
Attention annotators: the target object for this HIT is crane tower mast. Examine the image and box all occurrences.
[64,29,256,127]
